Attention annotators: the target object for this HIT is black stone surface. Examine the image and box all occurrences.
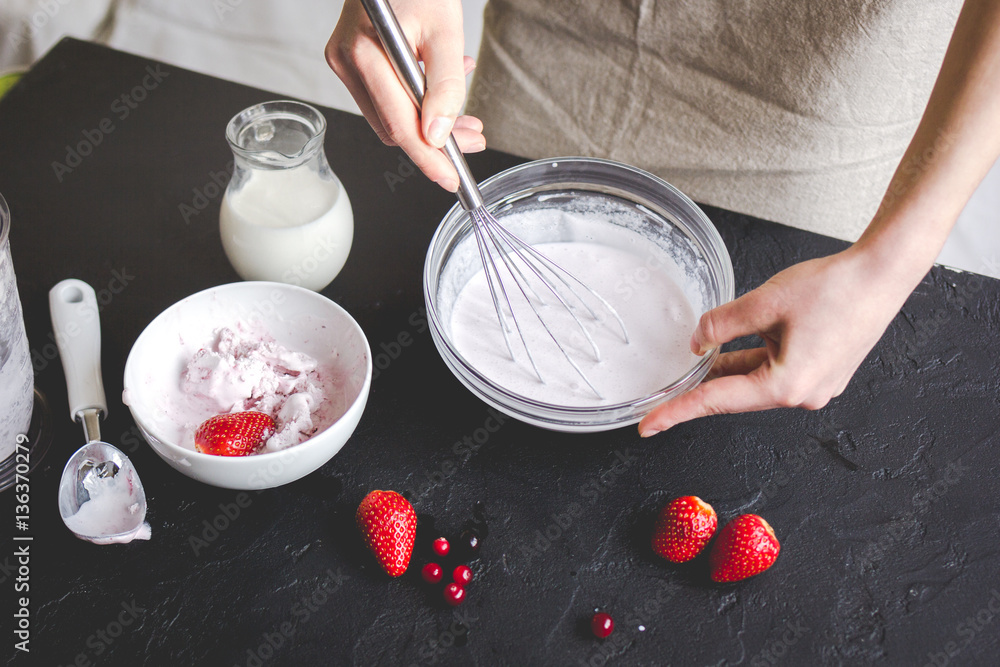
[2,39,999,667]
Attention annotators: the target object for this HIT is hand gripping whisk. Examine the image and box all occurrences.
[360,0,629,397]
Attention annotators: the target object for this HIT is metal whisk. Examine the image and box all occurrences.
[360,0,629,396]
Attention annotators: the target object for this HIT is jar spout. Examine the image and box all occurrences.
[225,100,328,169]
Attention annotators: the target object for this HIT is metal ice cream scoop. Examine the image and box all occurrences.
[51,279,150,544]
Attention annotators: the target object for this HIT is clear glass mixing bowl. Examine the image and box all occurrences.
[424,157,734,432]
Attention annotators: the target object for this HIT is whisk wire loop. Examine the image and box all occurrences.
[476,213,603,362]
[471,208,607,399]
[470,214,545,383]
[490,222,631,345]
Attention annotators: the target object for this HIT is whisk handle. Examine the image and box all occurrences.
[359,0,484,210]
[442,138,484,210]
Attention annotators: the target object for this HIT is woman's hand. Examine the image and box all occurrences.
[638,247,918,436]
[640,0,1000,436]
[325,0,485,192]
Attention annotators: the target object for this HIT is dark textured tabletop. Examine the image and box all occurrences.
[2,39,999,667]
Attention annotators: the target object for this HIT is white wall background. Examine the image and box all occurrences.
[1,0,996,277]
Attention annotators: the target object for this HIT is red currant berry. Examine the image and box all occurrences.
[453,564,473,585]
[421,562,443,584]
[432,537,450,557]
[591,612,614,639]
[443,583,466,606]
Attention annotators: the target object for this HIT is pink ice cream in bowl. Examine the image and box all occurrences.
[123,282,371,489]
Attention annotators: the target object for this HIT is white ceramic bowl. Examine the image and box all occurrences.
[424,157,734,432]
[123,282,371,489]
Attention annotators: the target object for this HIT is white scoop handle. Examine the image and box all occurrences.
[49,279,108,421]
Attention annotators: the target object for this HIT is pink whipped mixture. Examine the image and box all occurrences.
[179,326,340,452]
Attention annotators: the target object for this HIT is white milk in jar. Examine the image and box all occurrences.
[220,101,353,292]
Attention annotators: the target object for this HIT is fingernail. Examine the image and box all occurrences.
[468,142,486,153]
[428,117,453,148]
[435,177,458,193]
[640,428,660,438]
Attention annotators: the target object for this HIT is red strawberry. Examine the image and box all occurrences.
[709,514,781,583]
[356,490,417,577]
[194,411,276,456]
[651,496,718,563]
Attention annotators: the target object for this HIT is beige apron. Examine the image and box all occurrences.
[467,0,964,241]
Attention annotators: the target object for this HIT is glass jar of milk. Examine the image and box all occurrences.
[220,101,353,291]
